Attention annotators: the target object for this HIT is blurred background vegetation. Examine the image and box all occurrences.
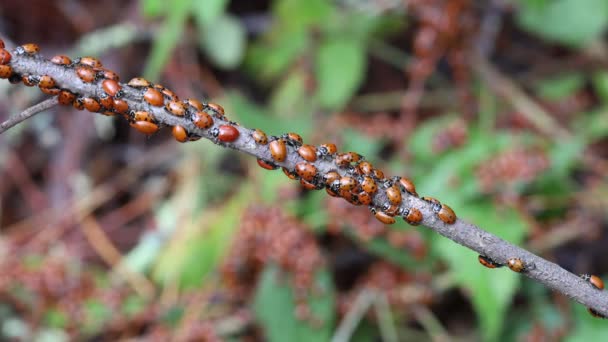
[1,0,608,340]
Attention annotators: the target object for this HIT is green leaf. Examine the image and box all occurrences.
[434,202,527,341]
[253,264,335,342]
[517,0,608,47]
[191,0,229,25]
[245,31,309,81]
[121,295,147,317]
[341,128,382,161]
[140,0,166,17]
[198,14,246,69]
[143,0,191,81]
[274,0,333,32]
[535,73,584,100]
[592,71,608,104]
[152,185,254,288]
[83,299,112,334]
[315,38,366,109]
[43,309,68,329]
[269,71,310,117]
[565,304,608,341]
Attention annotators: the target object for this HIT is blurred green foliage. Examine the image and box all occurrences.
[133,0,608,340]
[253,265,336,342]
[517,0,608,47]
[4,0,607,340]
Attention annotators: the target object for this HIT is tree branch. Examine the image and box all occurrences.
[0,97,58,134]
[1,42,607,318]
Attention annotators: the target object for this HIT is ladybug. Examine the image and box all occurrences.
[358,161,374,175]
[269,139,287,162]
[403,208,423,225]
[323,171,341,186]
[192,111,214,129]
[186,98,204,111]
[132,111,155,123]
[217,125,240,142]
[300,178,321,191]
[507,258,526,273]
[113,99,129,114]
[40,87,60,95]
[78,56,102,68]
[326,187,340,198]
[588,308,607,319]
[581,274,604,290]
[282,133,303,147]
[206,102,225,116]
[339,176,357,191]
[8,74,22,84]
[371,207,396,225]
[72,98,85,110]
[0,65,11,79]
[295,162,317,182]
[22,75,39,86]
[50,55,72,65]
[386,184,402,205]
[143,87,164,107]
[172,125,189,143]
[395,176,418,197]
[99,69,119,81]
[372,168,385,180]
[17,43,40,55]
[297,144,317,162]
[335,152,362,167]
[156,85,177,100]
[130,121,159,135]
[423,197,443,213]
[357,191,372,205]
[361,176,377,194]
[317,143,337,158]
[344,192,361,205]
[38,75,55,89]
[282,167,299,180]
[76,66,96,83]
[478,255,502,269]
[102,79,122,97]
[437,204,457,224]
[82,97,101,112]
[166,100,186,116]
[257,158,278,170]
[0,65,13,79]
[127,77,151,88]
[0,49,11,65]
[98,93,113,109]
[381,202,400,217]
[57,90,76,105]
[252,129,268,145]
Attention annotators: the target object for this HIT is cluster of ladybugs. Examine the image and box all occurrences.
[255,132,457,227]
[478,255,606,318]
[338,261,433,318]
[0,40,459,231]
[220,206,325,324]
[0,40,235,145]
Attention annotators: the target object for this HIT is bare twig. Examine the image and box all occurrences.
[373,293,399,342]
[2,43,608,318]
[473,56,571,139]
[0,96,58,134]
[332,289,376,342]
[80,215,156,299]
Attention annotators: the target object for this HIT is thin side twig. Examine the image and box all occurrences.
[0,96,58,134]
